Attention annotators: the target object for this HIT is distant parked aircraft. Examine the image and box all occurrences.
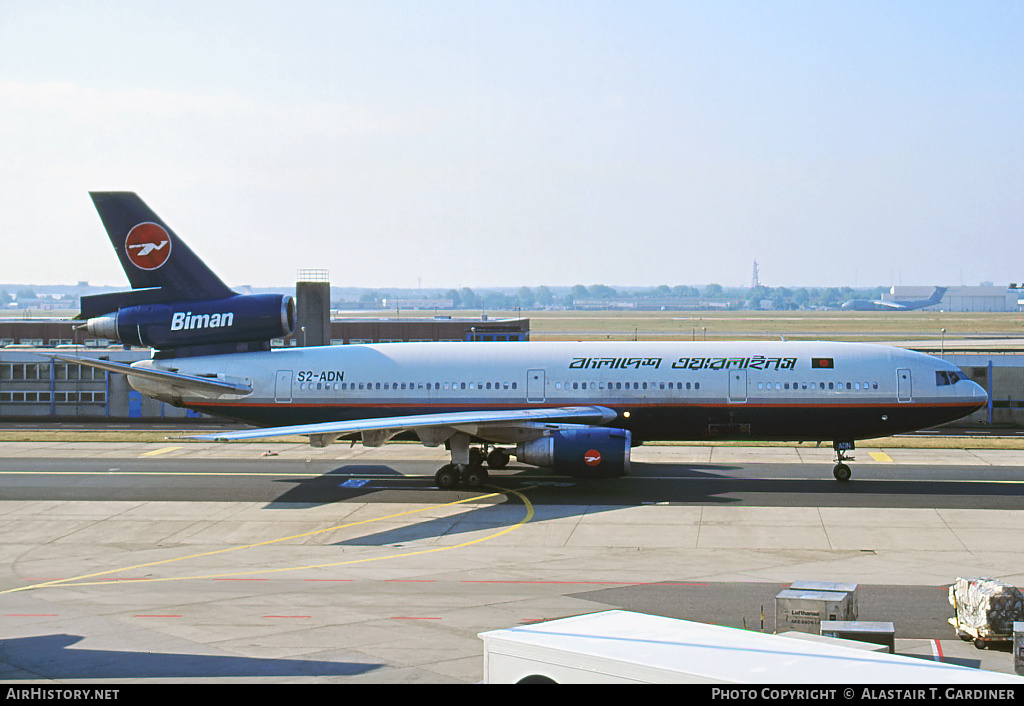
[841,287,947,312]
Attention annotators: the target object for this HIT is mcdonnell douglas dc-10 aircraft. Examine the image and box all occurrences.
[55,193,987,488]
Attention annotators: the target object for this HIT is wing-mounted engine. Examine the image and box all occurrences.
[81,293,295,358]
[516,427,631,479]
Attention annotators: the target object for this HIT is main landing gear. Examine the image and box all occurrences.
[434,439,512,490]
[434,463,487,490]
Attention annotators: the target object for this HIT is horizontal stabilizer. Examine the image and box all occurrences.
[77,288,170,320]
[41,353,252,396]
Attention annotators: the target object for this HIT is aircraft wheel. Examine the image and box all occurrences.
[462,465,489,489]
[486,449,510,469]
[435,464,460,489]
[833,463,852,482]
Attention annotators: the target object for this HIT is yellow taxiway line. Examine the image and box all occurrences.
[1,485,534,594]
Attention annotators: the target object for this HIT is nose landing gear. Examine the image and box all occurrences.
[833,440,855,482]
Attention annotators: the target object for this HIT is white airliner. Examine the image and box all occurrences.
[55,193,988,489]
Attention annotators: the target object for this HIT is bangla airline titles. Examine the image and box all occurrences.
[572,355,798,371]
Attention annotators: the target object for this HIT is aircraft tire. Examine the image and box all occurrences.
[462,465,489,489]
[833,463,852,482]
[435,464,460,489]
[486,449,510,469]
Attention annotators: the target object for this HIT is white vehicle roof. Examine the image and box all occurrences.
[479,611,1023,684]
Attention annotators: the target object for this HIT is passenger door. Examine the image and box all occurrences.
[527,369,546,403]
[897,368,912,402]
[275,370,293,403]
[728,370,747,403]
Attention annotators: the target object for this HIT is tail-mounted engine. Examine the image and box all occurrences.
[81,293,295,358]
[77,192,300,358]
[516,427,631,478]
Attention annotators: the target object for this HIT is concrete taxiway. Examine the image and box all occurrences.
[0,439,1021,682]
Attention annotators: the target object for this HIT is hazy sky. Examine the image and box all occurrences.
[1,1,1021,290]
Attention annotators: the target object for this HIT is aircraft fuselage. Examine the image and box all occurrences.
[131,339,987,444]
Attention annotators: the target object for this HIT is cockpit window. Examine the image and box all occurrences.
[936,370,967,386]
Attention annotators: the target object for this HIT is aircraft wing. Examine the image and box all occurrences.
[187,406,619,447]
[43,353,252,396]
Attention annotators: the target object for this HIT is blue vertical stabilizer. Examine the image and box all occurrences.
[89,192,235,301]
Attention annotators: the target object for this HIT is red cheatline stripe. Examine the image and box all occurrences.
[391,617,441,620]
[191,401,976,410]
[214,578,268,581]
[135,615,182,618]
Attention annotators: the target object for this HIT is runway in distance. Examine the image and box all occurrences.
[841,286,947,311]
[53,193,987,487]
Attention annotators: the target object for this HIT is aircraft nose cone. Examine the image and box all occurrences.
[972,381,989,403]
[966,380,988,408]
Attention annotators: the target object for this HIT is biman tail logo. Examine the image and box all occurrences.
[584,450,602,467]
[125,222,172,270]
